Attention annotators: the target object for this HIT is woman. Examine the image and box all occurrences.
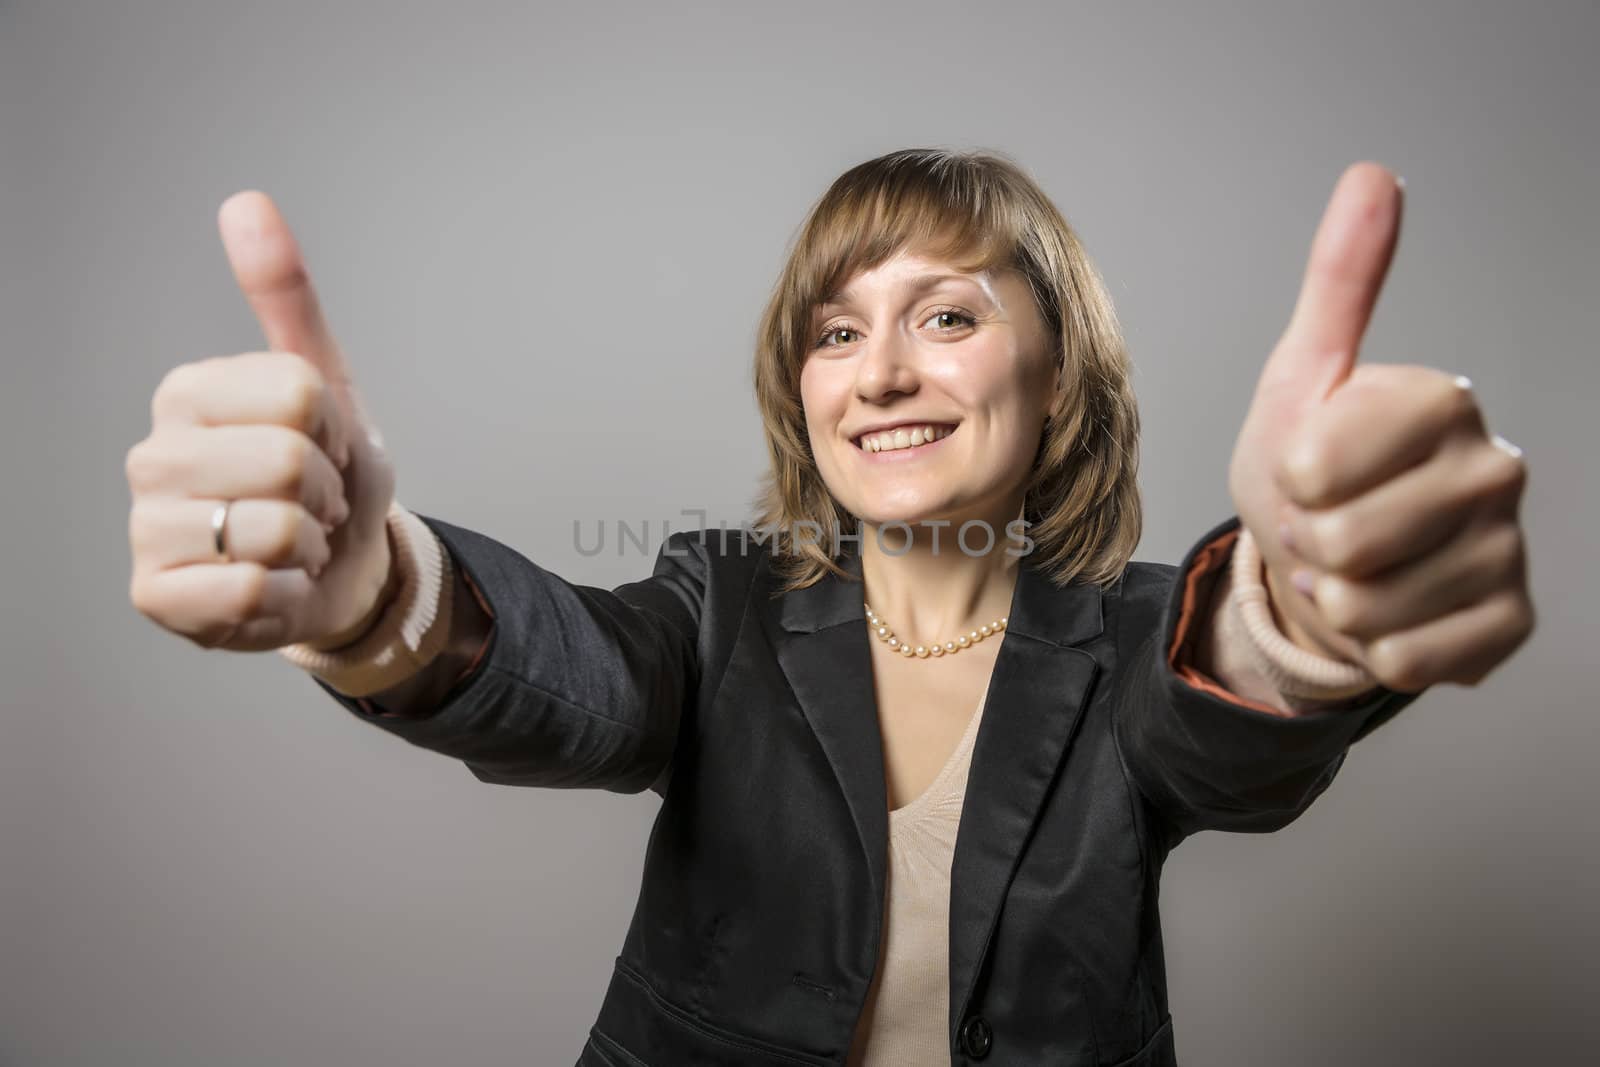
[126,148,1533,1065]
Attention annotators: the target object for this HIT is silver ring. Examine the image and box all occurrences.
[211,501,233,561]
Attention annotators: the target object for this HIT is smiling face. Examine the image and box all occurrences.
[799,248,1062,532]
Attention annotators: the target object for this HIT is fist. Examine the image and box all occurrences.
[126,192,398,652]
[1229,163,1535,693]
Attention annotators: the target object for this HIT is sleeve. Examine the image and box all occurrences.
[345,553,496,722]
[309,513,708,796]
[1170,524,1381,715]
[1111,514,1423,842]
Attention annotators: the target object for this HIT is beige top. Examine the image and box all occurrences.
[847,692,988,1066]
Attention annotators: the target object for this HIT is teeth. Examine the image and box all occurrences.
[860,424,951,453]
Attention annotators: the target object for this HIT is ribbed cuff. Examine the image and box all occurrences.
[1229,525,1379,703]
[276,500,454,697]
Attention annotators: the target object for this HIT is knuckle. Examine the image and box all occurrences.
[1483,446,1528,500]
[1315,577,1365,635]
[123,441,149,486]
[1280,444,1332,503]
[1498,592,1536,647]
[123,437,170,490]
[1434,373,1482,427]
[270,505,305,566]
[227,562,270,623]
[127,496,157,554]
[283,366,326,433]
[151,362,195,417]
[1487,523,1525,578]
[272,435,313,495]
[128,572,154,617]
[1368,637,1429,692]
[1307,511,1359,571]
[1515,601,1537,646]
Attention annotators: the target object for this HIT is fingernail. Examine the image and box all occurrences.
[1453,374,1473,391]
[1395,174,1407,191]
[1291,568,1317,600]
[1278,521,1296,551]
[1491,433,1523,459]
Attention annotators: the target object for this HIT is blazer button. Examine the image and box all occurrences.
[959,1014,993,1058]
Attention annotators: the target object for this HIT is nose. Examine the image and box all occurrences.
[854,326,919,404]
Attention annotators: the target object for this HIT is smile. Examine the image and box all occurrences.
[853,423,956,454]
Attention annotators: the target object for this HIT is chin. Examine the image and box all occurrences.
[849,496,966,530]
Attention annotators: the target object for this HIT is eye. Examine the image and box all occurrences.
[811,306,977,350]
[814,324,860,350]
[924,308,977,332]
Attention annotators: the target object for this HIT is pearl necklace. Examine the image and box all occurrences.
[864,602,1008,659]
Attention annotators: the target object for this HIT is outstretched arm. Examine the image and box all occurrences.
[303,518,714,797]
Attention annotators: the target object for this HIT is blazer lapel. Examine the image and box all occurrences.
[947,563,1102,1040]
[767,550,891,939]
[762,547,1104,1030]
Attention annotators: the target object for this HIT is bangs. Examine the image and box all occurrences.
[810,198,1012,304]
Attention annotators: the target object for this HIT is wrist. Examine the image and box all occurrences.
[303,519,403,652]
[1231,525,1379,703]
[1260,562,1344,660]
[277,502,455,697]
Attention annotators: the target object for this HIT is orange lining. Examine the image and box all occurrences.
[1167,526,1290,718]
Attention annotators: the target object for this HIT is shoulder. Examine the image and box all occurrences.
[1100,517,1246,653]
[657,526,772,590]
[1099,559,1181,652]
[1115,560,1180,607]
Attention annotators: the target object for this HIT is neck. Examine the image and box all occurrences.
[857,495,1026,648]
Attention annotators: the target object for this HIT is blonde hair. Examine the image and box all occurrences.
[750,147,1142,592]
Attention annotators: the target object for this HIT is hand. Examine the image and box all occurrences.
[127,191,398,652]
[1227,162,1535,693]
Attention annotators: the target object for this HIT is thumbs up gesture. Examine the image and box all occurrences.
[1228,163,1534,693]
[127,192,398,652]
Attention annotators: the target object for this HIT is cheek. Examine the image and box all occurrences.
[926,351,1032,422]
[799,362,847,426]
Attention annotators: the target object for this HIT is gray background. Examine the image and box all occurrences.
[3,0,1595,1063]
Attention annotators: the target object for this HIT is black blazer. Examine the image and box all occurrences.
[312,513,1419,1066]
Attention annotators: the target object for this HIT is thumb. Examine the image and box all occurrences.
[1261,161,1404,404]
[217,190,357,391]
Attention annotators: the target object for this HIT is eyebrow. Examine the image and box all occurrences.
[819,272,987,309]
